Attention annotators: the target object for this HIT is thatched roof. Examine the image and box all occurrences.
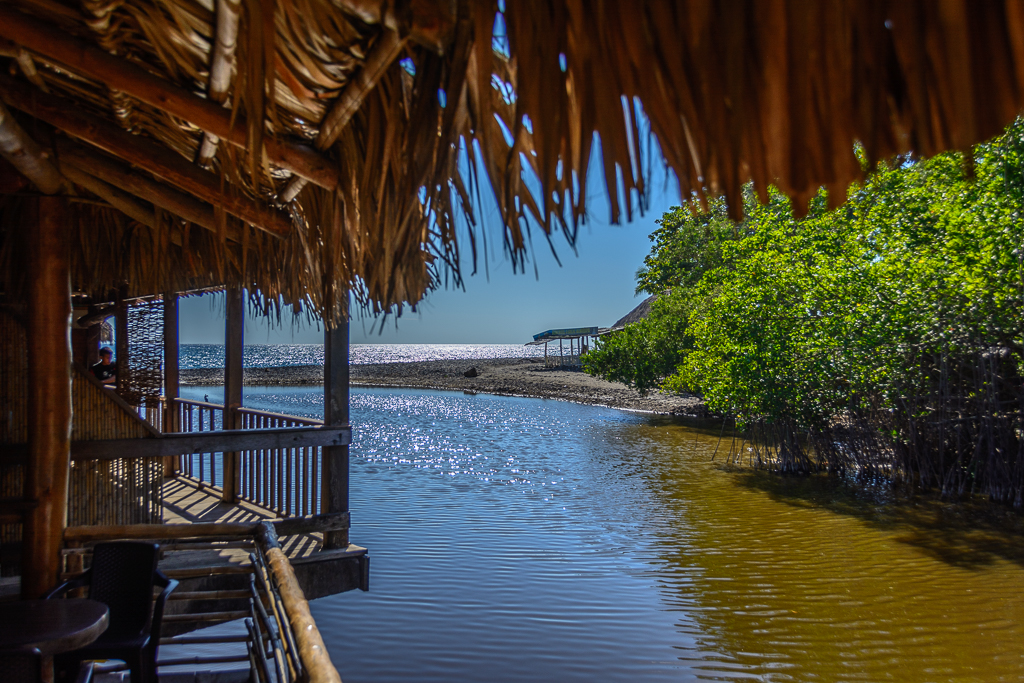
[612,294,658,330]
[2,0,1024,325]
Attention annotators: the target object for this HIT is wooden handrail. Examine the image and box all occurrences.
[175,397,225,410]
[238,406,323,426]
[69,425,350,460]
[63,512,350,543]
[175,398,323,427]
[256,522,342,683]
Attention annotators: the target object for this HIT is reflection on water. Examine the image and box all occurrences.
[181,386,1024,681]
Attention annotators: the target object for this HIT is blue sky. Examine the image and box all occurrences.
[180,149,681,345]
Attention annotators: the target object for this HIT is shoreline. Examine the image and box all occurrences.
[180,358,703,416]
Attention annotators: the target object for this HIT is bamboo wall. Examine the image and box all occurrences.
[0,310,164,575]
[0,310,26,576]
[69,366,163,527]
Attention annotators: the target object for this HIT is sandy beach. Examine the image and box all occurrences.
[180,358,703,415]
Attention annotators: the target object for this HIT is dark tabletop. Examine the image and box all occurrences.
[0,600,109,655]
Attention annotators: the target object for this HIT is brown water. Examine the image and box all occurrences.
[632,422,1024,681]
[221,387,1024,681]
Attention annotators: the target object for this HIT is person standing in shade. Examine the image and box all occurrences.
[91,346,117,386]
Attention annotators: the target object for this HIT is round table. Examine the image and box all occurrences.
[0,599,109,655]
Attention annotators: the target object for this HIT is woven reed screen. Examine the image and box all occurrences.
[117,298,164,410]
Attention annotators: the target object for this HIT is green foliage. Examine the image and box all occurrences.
[584,195,745,392]
[589,116,1024,419]
[634,196,742,294]
[674,135,1024,429]
[587,117,1024,500]
[581,291,693,395]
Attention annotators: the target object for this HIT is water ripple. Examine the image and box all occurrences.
[182,385,1024,682]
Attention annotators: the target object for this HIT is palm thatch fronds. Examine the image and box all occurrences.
[1,0,1023,325]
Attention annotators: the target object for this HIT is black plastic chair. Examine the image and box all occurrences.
[0,648,95,683]
[45,542,178,683]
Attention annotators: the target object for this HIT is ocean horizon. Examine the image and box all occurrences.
[179,343,543,369]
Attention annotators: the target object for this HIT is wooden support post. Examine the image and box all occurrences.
[115,285,128,394]
[223,287,243,503]
[322,321,349,549]
[163,292,180,476]
[22,196,72,599]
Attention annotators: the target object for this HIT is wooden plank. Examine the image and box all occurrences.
[273,511,349,537]
[65,521,259,542]
[160,634,252,645]
[63,511,349,542]
[0,6,339,190]
[69,425,352,461]
[162,610,250,623]
[157,654,251,665]
[22,196,72,599]
[0,99,62,193]
[167,589,251,601]
[0,75,290,238]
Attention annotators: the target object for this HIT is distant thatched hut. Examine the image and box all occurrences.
[612,295,660,331]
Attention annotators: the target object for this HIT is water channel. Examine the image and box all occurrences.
[183,385,1024,681]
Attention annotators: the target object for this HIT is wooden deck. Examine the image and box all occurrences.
[159,476,368,589]
[161,476,325,562]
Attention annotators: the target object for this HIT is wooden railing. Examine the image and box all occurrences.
[62,520,345,683]
[171,398,325,517]
[173,398,227,489]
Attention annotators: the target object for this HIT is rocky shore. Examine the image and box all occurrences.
[180,357,703,415]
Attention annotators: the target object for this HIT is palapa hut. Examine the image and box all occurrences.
[2,0,1024,677]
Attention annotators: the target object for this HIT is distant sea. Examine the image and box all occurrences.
[179,343,543,369]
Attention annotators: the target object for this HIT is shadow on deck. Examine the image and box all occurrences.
[160,477,369,600]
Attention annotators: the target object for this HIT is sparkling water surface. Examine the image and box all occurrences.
[180,385,1024,682]
[180,343,542,369]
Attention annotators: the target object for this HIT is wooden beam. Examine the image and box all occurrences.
[0,5,340,190]
[60,162,159,231]
[22,196,72,599]
[63,511,350,543]
[56,139,241,241]
[197,0,242,166]
[67,425,352,460]
[279,28,405,202]
[0,76,291,238]
[0,99,63,193]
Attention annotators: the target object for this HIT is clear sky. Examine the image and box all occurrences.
[179,150,681,345]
